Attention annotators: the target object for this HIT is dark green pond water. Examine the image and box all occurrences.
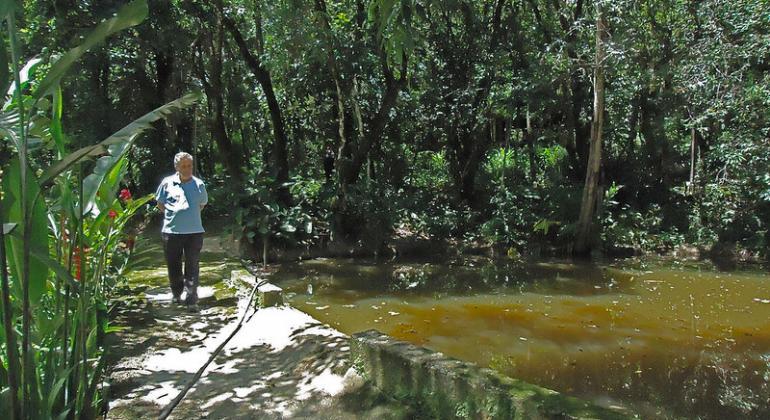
[269,257,770,419]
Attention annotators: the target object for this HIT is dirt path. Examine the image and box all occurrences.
[105,229,410,419]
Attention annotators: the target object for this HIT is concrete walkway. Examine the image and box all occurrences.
[105,231,410,419]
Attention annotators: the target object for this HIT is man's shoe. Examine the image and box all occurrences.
[187,303,200,313]
[172,294,183,305]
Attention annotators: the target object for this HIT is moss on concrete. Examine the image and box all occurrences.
[352,330,635,420]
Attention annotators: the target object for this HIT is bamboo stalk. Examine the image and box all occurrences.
[7,11,36,417]
[62,228,75,407]
[62,212,76,407]
[77,163,89,417]
[66,166,86,420]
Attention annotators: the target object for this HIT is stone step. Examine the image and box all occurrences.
[230,269,283,307]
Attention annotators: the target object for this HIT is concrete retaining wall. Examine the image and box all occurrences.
[351,330,632,420]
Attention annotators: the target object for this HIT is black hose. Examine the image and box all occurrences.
[157,277,270,420]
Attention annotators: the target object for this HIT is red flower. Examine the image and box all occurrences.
[72,246,91,281]
[73,252,81,281]
[108,209,118,219]
[119,188,132,201]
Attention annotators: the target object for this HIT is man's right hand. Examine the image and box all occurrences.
[157,202,166,212]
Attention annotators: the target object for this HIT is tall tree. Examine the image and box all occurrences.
[573,1,607,256]
[424,0,510,205]
[191,0,244,182]
[312,0,411,237]
[224,5,290,204]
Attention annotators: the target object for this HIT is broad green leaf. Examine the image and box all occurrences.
[53,408,71,420]
[3,57,42,105]
[45,372,72,416]
[25,237,80,293]
[39,91,201,187]
[86,151,128,215]
[50,86,65,157]
[38,144,106,188]
[0,108,19,145]
[1,222,16,234]
[104,325,126,334]
[86,325,98,354]
[34,305,65,339]
[2,159,49,304]
[17,57,42,88]
[34,0,149,101]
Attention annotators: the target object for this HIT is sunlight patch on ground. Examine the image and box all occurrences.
[126,268,167,280]
[205,358,242,375]
[202,391,234,409]
[109,251,362,419]
[142,307,316,377]
[251,397,293,418]
[234,306,346,353]
[233,383,267,398]
[134,305,348,403]
[225,307,327,352]
[142,380,182,407]
[144,286,217,302]
[295,367,346,401]
[145,347,213,373]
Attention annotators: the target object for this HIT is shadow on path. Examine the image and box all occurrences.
[106,232,412,419]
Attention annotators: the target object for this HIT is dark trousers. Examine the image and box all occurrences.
[162,233,203,304]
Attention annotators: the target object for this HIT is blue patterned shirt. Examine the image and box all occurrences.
[155,173,208,234]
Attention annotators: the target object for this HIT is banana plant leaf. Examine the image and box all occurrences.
[1,159,49,305]
[39,91,201,189]
[33,0,148,101]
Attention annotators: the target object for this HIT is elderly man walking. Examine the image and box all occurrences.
[155,152,208,312]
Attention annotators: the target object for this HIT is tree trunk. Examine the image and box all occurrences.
[551,0,589,180]
[444,0,508,206]
[573,3,607,257]
[313,0,349,170]
[88,51,112,141]
[570,74,591,178]
[689,126,698,194]
[195,1,243,182]
[448,126,489,206]
[525,106,537,181]
[342,66,405,186]
[314,0,407,223]
[224,14,290,204]
[626,89,641,158]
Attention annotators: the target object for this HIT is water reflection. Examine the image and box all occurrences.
[274,258,633,297]
[270,258,770,419]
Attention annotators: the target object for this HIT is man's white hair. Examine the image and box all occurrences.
[174,152,194,168]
